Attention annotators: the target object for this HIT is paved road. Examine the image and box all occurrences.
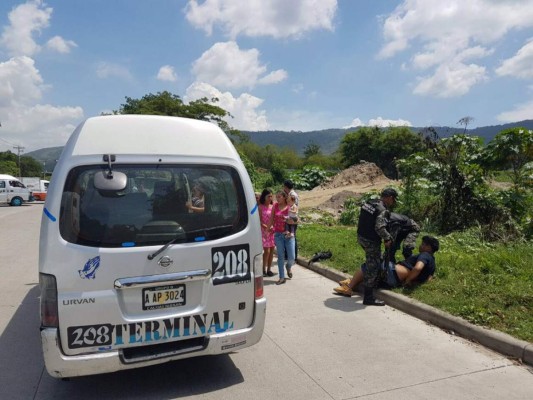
[1,204,532,399]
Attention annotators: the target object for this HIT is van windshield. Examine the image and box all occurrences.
[59,165,248,247]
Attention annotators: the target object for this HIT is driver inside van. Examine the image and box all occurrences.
[186,183,206,213]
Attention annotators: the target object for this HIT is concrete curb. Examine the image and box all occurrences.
[297,256,533,367]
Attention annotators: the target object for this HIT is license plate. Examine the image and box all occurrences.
[142,284,186,310]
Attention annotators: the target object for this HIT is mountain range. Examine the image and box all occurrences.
[26,120,533,170]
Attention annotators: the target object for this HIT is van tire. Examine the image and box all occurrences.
[10,197,23,206]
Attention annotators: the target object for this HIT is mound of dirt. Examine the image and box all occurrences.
[299,162,396,213]
[316,162,389,190]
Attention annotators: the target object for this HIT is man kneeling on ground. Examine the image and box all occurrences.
[333,235,440,297]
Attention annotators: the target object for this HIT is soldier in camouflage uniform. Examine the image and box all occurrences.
[355,188,398,306]
[334,211,420,297]
[387,212,420,263]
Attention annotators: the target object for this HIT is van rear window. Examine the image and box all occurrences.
[59,165,248,247]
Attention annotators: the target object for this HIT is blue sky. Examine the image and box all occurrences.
[1,0,532,152]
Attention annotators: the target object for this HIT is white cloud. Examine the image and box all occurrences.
[413,62,488,97]
[191,41,287,89]
[46,35,77,53]
[0,0,52,57]
[368,117,412,127]
[342,118,364,129]
[157,65,178,82]
[497,100,533,122]
[0,56,83,151]
[185,81,269,131]
[184,0,337,39]
[343,117,412,129]
[0,56,44,107]
[96,62,133,80]
[3,103,83,149]
[258,69,288,85]
[496,38,533,79]
[378,0,533,96]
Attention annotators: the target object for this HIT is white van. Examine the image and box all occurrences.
[39,115,266,378]
[21,177,49,201]
[0,174,32,206]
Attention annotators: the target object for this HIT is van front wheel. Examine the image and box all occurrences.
[10,197,23,206]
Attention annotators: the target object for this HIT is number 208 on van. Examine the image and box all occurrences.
[39,115,266,378]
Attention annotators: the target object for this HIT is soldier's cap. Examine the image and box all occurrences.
[381,188,398,199]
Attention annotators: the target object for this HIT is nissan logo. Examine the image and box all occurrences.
[158,256,173,268]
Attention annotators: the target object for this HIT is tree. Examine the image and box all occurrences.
[115,91,248,142]
[339,126,381,168]
[0,151,42,177]
[303,142,321,159]
[484,127,533,225]
[457,116,474,134]
[339,126,423,178]
[484,127,533,190]
[0,159,18,176]
[377,126,424,178]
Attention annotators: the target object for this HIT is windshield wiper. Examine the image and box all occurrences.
[146,225,233,260]
[147,235,184,260]
[186,224,233,238]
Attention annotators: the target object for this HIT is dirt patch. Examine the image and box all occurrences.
[299,162,396,214]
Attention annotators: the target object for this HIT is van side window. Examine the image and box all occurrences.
[59,165,248,247]
[0,181,5,189]
[10,180,25,188]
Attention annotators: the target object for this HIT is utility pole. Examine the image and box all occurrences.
[13,145,25,179]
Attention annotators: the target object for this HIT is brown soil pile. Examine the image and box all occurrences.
[299,162,395,213]
[316,162,388,189]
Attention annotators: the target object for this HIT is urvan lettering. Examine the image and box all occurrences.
[67,310,234,349]
[62,298,96,305]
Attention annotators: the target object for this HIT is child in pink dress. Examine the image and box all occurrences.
[259,189,275,276]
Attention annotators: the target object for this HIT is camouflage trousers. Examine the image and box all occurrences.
[357,235,382,288]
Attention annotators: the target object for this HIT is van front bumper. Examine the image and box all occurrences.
[41,297,266,378]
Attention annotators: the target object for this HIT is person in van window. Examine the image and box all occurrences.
[333,235,439,296]
[268,190,296,285]
[186,183,206,213]
[259,189,275,277]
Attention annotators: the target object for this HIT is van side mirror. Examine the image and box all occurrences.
[93,171,127,191]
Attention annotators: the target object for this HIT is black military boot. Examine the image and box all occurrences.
[363,286,385,306]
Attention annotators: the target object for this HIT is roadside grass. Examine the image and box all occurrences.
[296,223,533,343]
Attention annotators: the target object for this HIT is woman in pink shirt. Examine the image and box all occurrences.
[259,189,275,277]
[269,190,296,285]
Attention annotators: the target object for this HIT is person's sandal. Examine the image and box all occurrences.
[266,270,274,277]
[275,278,286,285]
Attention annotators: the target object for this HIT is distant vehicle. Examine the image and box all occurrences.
[0,174,32,206]
[21,178,49,201]
[39,115,265,378]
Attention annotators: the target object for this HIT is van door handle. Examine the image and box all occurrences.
[114,269,211,289]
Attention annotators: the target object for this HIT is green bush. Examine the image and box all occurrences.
[339,197,360,226]
[289,165,328,190]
